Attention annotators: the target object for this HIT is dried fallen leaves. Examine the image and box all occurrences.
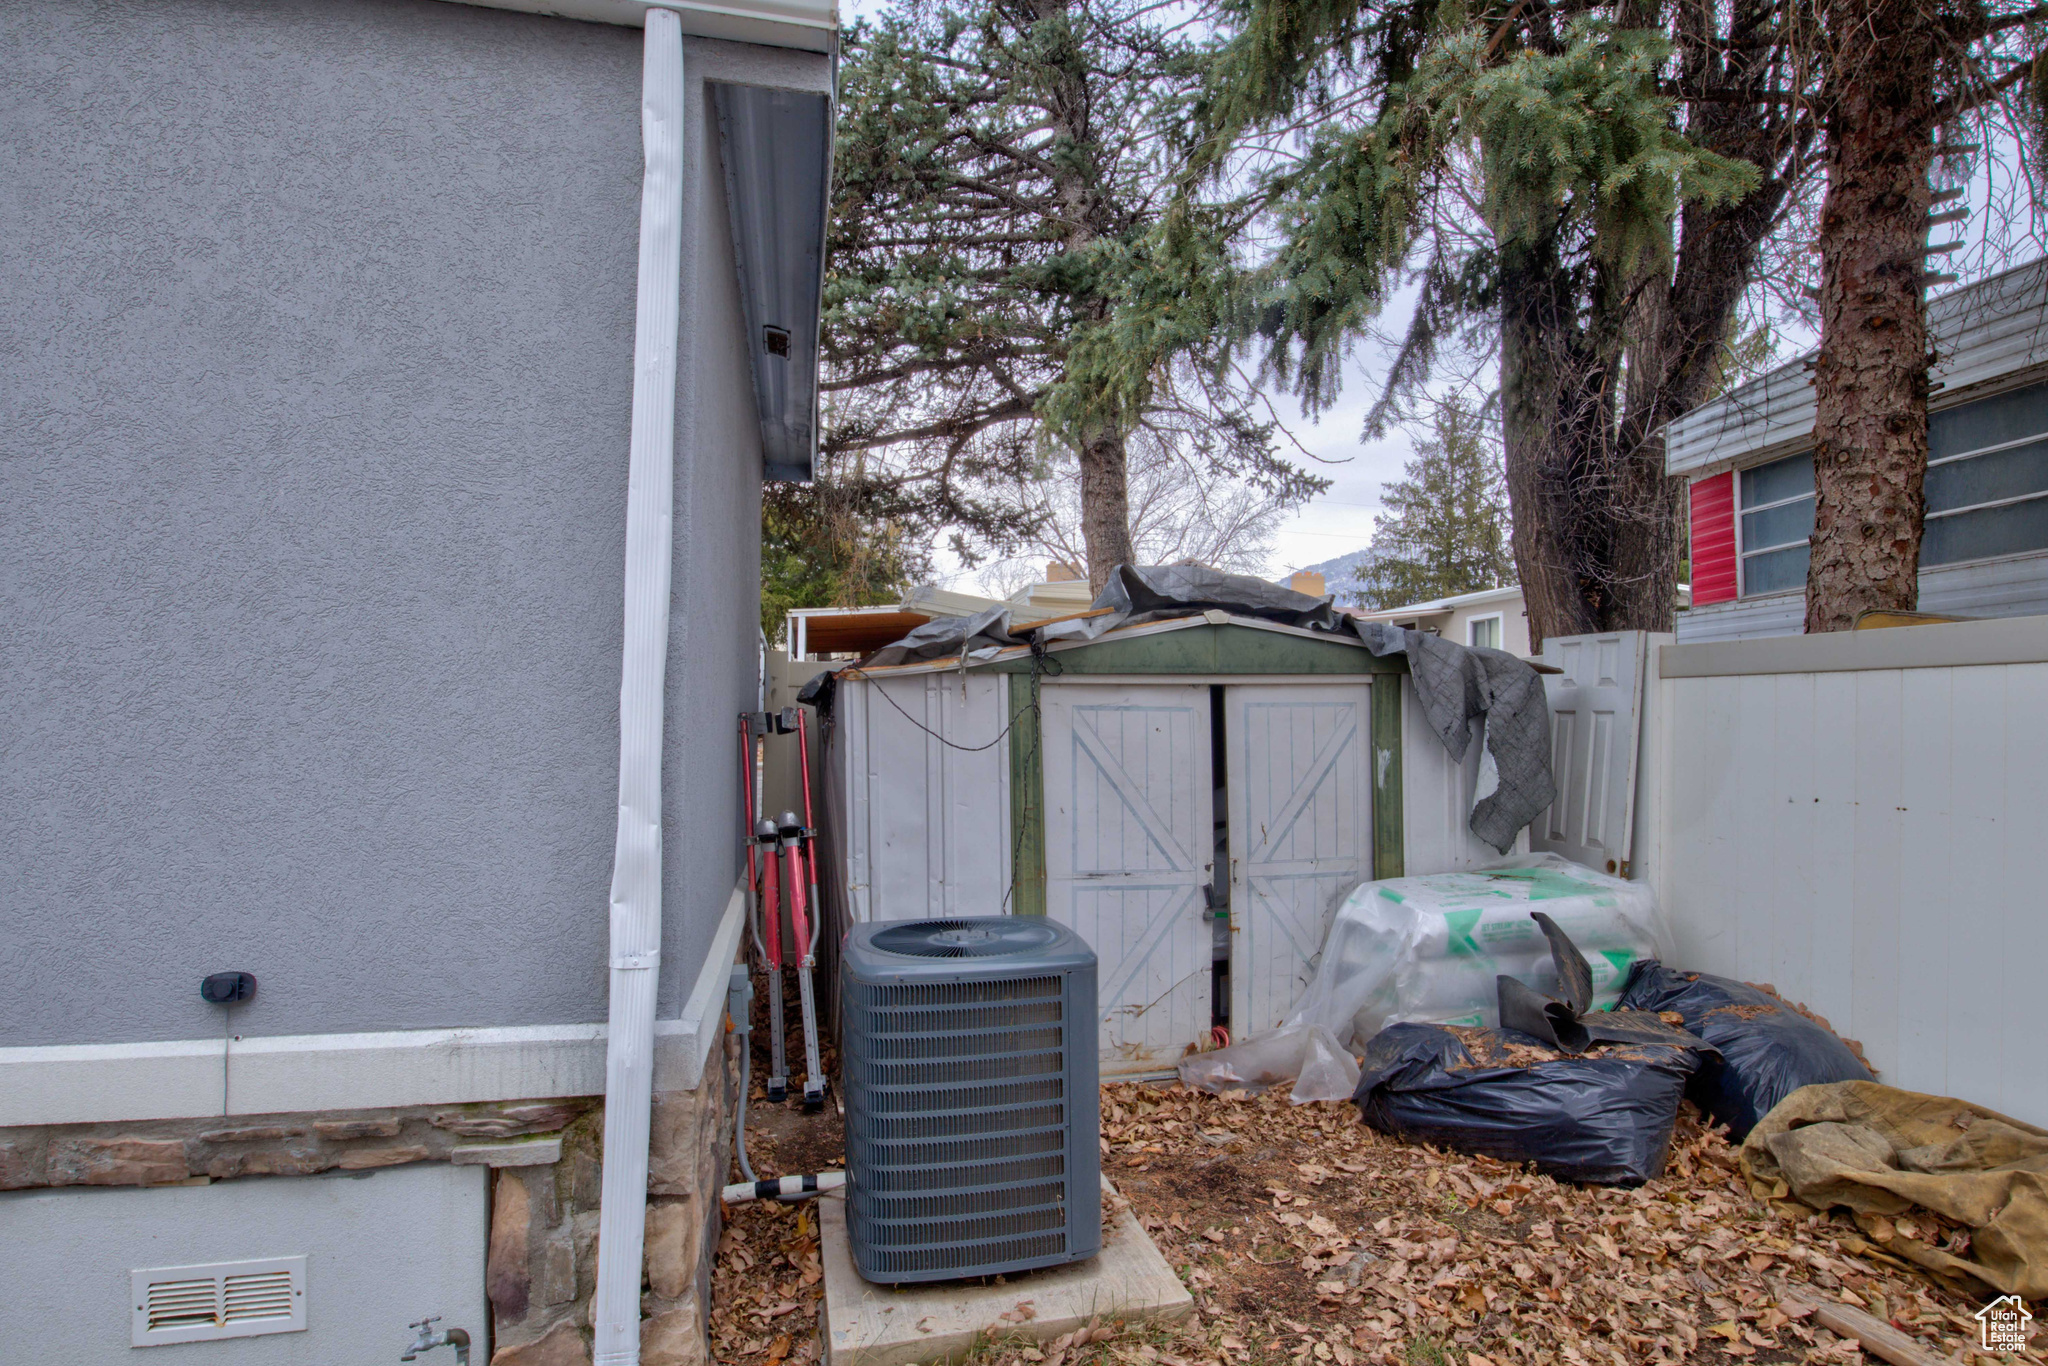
[1100,1083,2047,1366]
[710,1198,826,1365]
[710,1078,2047,1366]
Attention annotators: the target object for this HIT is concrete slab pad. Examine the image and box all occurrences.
[819,1180,1192,1366]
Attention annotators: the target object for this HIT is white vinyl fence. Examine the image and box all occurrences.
[1600,617,2048,1128]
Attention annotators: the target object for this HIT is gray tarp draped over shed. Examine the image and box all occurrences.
[809,564,1555,851]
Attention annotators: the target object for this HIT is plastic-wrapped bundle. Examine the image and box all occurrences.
[1296,854,1667,1048]
[1181,854,1668,1103]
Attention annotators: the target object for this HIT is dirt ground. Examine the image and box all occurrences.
[709,991,2041,1366]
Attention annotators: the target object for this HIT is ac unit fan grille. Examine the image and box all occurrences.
[845,976,1062,1010]
[870,920,1066,958]
[856,1200,1070,1249]
[862,1022,1065,1061]
[858,1148,1066,1195]
[863,1101,1065,1144]
[854,1178,1066,1223]
[855,1049,1062,1091]
[861,1078,1064,1117]
[863,1232,1069,1279]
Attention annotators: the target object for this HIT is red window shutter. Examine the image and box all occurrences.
[1689,472,1738,605]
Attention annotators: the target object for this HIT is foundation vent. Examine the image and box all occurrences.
[132,1256,306,1346]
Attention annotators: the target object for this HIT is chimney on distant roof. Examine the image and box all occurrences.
[1287,570,1327,598]
[1046,561,1082,582]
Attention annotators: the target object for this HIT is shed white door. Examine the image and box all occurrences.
[1533,632,1648,877]
[1225,683,1372,1036]
[1041,684,1214,1076]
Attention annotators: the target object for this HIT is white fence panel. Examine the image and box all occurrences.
[1653,621,2048,1127]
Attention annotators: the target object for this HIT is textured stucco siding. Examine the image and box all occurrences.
[0,0,813,1046]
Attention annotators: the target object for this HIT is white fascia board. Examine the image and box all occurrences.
[0,885,747,1129]
[436,0,837,53]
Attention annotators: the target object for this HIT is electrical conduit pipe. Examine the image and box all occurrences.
[592,12,684,1366]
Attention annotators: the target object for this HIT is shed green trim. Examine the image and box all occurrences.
[988,623,1406,678]
[1006,672,1046,916]
[1370,675,1404,880]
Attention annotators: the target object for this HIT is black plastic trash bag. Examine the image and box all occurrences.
[1616,963,1874,1141]
[1499,913,1713,1054]
[1352,1023,1704,1186]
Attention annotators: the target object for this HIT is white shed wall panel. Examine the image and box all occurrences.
[1226,685,1372,1035]
[1657,661,2048,1127]
[1042,684,1213,1075]
[0,1162,487,1366]
[838,674,1011,923]
[1666,258,2048,476]
[1398,675,1502,875]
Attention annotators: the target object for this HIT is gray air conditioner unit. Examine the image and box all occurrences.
[841,917,1100,1283]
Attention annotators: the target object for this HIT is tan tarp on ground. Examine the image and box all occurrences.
[1741,1081,2048,1299]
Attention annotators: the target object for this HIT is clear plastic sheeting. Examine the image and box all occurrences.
[1180,855,1668,1104]
[1179,1024,1361,1103]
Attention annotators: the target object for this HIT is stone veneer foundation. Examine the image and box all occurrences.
[0,1032,740,1366]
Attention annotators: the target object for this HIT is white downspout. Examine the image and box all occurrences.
[593,11,684,1366]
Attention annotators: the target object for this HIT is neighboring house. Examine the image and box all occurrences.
[2,2,833,1362]
[1669,258,2048,642]
[1349,585,1537,657]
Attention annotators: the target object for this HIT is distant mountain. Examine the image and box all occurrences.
[1287,545,1381,604]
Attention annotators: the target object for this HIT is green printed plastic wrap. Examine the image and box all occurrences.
[1304,856,1666,1047]
[1182,854,1669,1104]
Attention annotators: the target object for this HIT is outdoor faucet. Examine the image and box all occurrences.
[401,1317,470,1366]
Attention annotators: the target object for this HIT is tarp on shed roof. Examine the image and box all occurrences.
[805,564,1557,854]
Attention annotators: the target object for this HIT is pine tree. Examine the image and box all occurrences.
[1354,401,1514,610]
[822,0,1324,590]
[1180,1,1817,648]
[1805,2,2043,631]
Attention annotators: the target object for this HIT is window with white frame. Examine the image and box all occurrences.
[1923,378,2048,563]
[1467,613,1503,650]
[1738,451,1815,596]
[1736,378,2048,597]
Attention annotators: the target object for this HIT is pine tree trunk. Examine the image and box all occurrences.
[1500,244,1604,652]
[1078,425,1136,593]
[1806,0,1939,632]
[1031,0,1135,594]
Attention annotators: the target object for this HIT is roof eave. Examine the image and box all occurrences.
[437,0,838,52]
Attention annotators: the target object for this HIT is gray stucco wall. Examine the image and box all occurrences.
[0,0,818,1045]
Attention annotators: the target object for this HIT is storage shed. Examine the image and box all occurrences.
[815,609,1504,1077]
